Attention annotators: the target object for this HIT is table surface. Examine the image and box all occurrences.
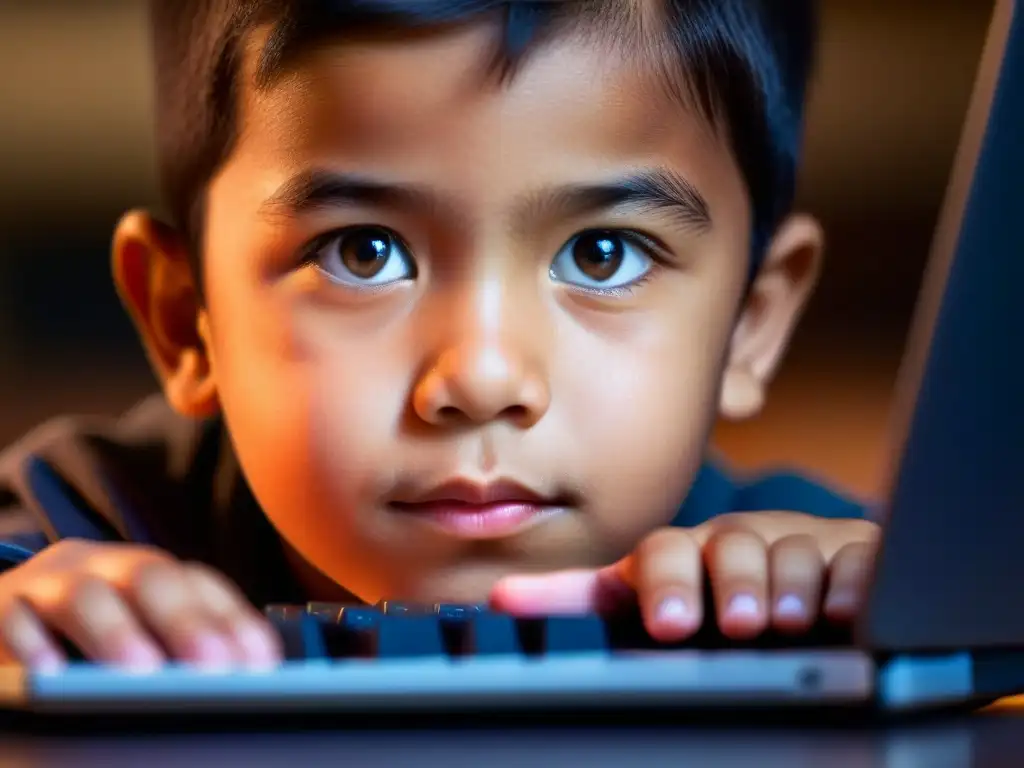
[3,698,1024,768]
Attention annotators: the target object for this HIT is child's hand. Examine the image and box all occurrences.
[491,513,880,641]
[0,540,280,671]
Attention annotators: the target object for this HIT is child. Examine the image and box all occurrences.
[0,0,877,672]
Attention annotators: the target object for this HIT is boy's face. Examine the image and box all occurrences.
[117,23,821,603]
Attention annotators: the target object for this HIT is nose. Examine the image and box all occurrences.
[413,345,550,427]
[412,289,550,429]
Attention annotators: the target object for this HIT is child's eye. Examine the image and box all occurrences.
[307,226,417,287]
[548,229,656,293]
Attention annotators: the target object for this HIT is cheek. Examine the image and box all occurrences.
[203,273,408,534]
[553,292,736,540]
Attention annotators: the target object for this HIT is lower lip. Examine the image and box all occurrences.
[391,502,560,539]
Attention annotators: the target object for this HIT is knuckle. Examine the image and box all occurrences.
[834,539,873,562]
[3,566,70,611]
[117,544,178,570]
[65,574,110,606]
[22,574,68,609]
[182,560,224,584]
[830,519,881,542]
[705,512,760,532]
[705,523,764,550]
[771,546,824,583]
[60,577,123,632]
[769,533,819,555]
[857,521,882,542]
[125,543,177,563]
[129,554,179,582]
[183,563,249,613]
[94,545,178,587]
[184,562,237,599]
[125,564,178,606]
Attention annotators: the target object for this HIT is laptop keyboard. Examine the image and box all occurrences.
[265,601,854,661]
[0,602,867,716]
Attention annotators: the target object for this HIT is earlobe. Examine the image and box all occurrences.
[111,211,220,419]
[719,366,766,420]
[719,213,824,421]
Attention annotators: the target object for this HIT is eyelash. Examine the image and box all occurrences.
[297,225,408,265]
[297,225,673,296]
[574,272,655,298]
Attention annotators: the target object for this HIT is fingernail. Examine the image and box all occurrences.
[30,651,65,675]
[192,632,233,669]
[726,593,760,619]
[656,596,693,625]
[775,594,806,620]
[119,641,162,673]
[235,623,278,668]
[826,589,859,618]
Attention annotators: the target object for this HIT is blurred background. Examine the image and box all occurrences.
[0,0,997,499]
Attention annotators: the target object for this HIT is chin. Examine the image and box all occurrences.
[389,562,524,605]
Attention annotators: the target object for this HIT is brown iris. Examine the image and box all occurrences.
[339,228,392,279]
[572,231,624,282]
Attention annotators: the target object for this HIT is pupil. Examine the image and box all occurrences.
[573,231,623,281]
[342,229,390,277]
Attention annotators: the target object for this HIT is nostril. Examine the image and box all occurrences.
[435,404,530,425]
[500,405,529,422]
[437,406,462,421]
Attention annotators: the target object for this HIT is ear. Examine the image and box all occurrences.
[111,210,220,419]
[718,213,824,421]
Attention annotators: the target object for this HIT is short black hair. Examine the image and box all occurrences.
[149,0,817,278]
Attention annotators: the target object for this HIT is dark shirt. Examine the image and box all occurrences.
[0,395,867,606]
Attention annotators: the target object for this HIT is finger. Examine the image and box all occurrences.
[490,567,634,616]
[632,529,703,641]
[35,577,164,670]
[181,564,281,668]
[128,561,237,668]
[823,541,875,624]
[0,599,66,672]
[703,526,769,639]
[768,535,825,634]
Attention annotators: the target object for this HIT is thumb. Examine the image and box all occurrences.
[490,559,636,616]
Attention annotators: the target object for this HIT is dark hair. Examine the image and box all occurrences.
[149,0,817,280]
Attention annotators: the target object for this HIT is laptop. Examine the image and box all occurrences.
[0,0,1021,718]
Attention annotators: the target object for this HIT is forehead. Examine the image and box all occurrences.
[229,21,744,214]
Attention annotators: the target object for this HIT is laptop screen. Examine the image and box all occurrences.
[861,0,1024,650]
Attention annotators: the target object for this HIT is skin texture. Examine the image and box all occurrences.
[0,20,879,669]
[190,25,819,601]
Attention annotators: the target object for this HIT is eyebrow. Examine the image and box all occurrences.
[521,168,712,233]
[260,167,713,233]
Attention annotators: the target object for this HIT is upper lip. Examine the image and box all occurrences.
[393,478,556,507]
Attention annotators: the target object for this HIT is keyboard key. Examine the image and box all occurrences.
[376,601,432,616]
[306,602,348,623]
[341,606,381,630]
[432,605,483,656]
[268,612,327,661]
[434,604,484,621]
[374,615,446,658]
[264,604,306,622]
[543,616,610,654]
[461,613,522,656]
[327,607,382,658]
[515,618,547,656]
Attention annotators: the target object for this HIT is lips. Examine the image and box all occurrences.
[391,479,554,508]
[389,479,566,539]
